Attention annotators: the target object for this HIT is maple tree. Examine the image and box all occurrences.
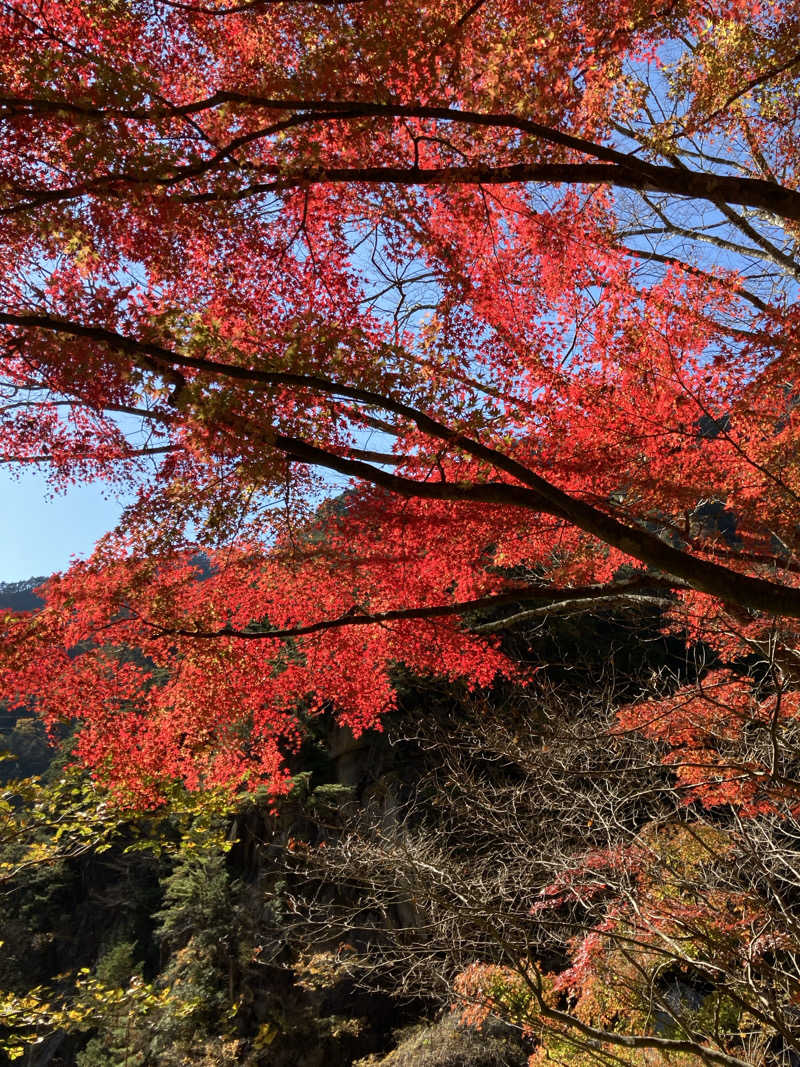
[3,1,799,1058]
[1,0,800,824]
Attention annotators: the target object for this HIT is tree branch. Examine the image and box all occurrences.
[5,311,800,618]
[3,97,800,221]
[148,578,680,640]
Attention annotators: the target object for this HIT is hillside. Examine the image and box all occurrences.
[0,577,45,613]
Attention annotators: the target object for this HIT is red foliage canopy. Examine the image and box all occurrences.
[2,0,800,801]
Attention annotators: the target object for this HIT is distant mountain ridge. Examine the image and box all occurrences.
[0,577,46,612]
[0,559,211,614]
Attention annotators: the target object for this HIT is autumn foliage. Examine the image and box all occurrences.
[0,0,798,802]
[4,0,800,1059]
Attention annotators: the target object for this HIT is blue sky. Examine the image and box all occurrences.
[0,468,127,581]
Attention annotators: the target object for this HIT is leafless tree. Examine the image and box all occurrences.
[283,666,800,1067]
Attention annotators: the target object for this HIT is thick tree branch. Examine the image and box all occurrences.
[5,311,800,618]
[186,162,800,223]
[148,578,679,640]
[271,439,800,622]
[2,97,800,221]
[0,98,674,170]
